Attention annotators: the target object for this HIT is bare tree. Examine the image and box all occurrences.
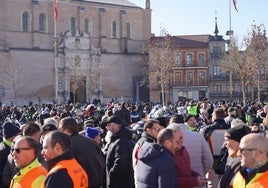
[137,45,149,83]
[220,38,251,106]
[220,23,268,104]
[243,23,268,102]
[0,61,22,105]
[146,29,178,105]
[84,53,104,102]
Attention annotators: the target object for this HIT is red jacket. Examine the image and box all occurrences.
[174,146,199,188]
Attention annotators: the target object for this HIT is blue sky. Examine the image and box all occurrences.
[130,0,268,45]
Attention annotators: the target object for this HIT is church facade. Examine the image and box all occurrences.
[0,0,151,105]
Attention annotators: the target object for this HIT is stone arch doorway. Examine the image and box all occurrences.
[70,76,86,104]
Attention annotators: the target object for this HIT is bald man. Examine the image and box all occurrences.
[232,133,268,187]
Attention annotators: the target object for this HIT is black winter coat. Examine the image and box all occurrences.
[106,127,134,188]
[71,133,105,188]
[0,141,10,188]
[201,119,230,141]
[217,157,241,188]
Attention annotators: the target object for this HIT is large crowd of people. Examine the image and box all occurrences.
[0,98,268,188]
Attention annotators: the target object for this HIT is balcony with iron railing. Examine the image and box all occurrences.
[209,91,252,97]
[209,74,229,80]
[173,80,208,87]
[151,80,208,90]
[174,63,208,69]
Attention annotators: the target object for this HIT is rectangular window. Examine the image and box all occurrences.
[178,91,188,98]
[198,53,205,65]
[213,47,221,55]
[198,71,206,85]
[126,23,131,39]
[186,72,193,86]
[186,54,193,66]
[174,72,182,86]
[188,91,193,99]
[212,47,222,58]
[227,85,234,93]
[178,91,192,100]
[213,65,220,76]
[213,85,222,93]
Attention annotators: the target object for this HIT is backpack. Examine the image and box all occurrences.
[213,146,228,175]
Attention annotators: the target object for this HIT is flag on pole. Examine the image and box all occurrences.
[54,0,59,20]
[233,0,238,12]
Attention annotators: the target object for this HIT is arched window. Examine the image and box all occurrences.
[71,17,76,36]
[126,23,131,39]
[39,13,46,32]
[177,54,182,65]
[84,18,91,34]
[22,11,30,32]
[84,18,89,34]
[112,21,116,38]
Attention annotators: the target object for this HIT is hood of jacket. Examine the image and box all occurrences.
[138,142,169,162]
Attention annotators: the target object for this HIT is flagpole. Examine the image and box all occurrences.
[228,0,233,102]
[54,0,59,102]
[229,0,231,32]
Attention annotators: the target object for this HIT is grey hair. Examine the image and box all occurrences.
[167,123,182,132]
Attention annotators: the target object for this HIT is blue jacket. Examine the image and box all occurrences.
[136,142,177,188]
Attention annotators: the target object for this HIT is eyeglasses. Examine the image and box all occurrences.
[239,148,257,153]
[151,127,161,132]
[11,147,32,154]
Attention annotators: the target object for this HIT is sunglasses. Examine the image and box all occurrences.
[11,147,32,154]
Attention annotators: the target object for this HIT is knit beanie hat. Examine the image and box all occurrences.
[107,115,122,125]
[225,125,250,142]
[3,122,21,139]
[85,127,100,139]
[184,114,195,122]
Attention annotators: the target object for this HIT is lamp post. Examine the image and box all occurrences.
[133,75,141,104]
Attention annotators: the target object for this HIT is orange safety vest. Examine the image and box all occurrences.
[43,158,88,188]
[10,166,47,188]
[232,170,268,188]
